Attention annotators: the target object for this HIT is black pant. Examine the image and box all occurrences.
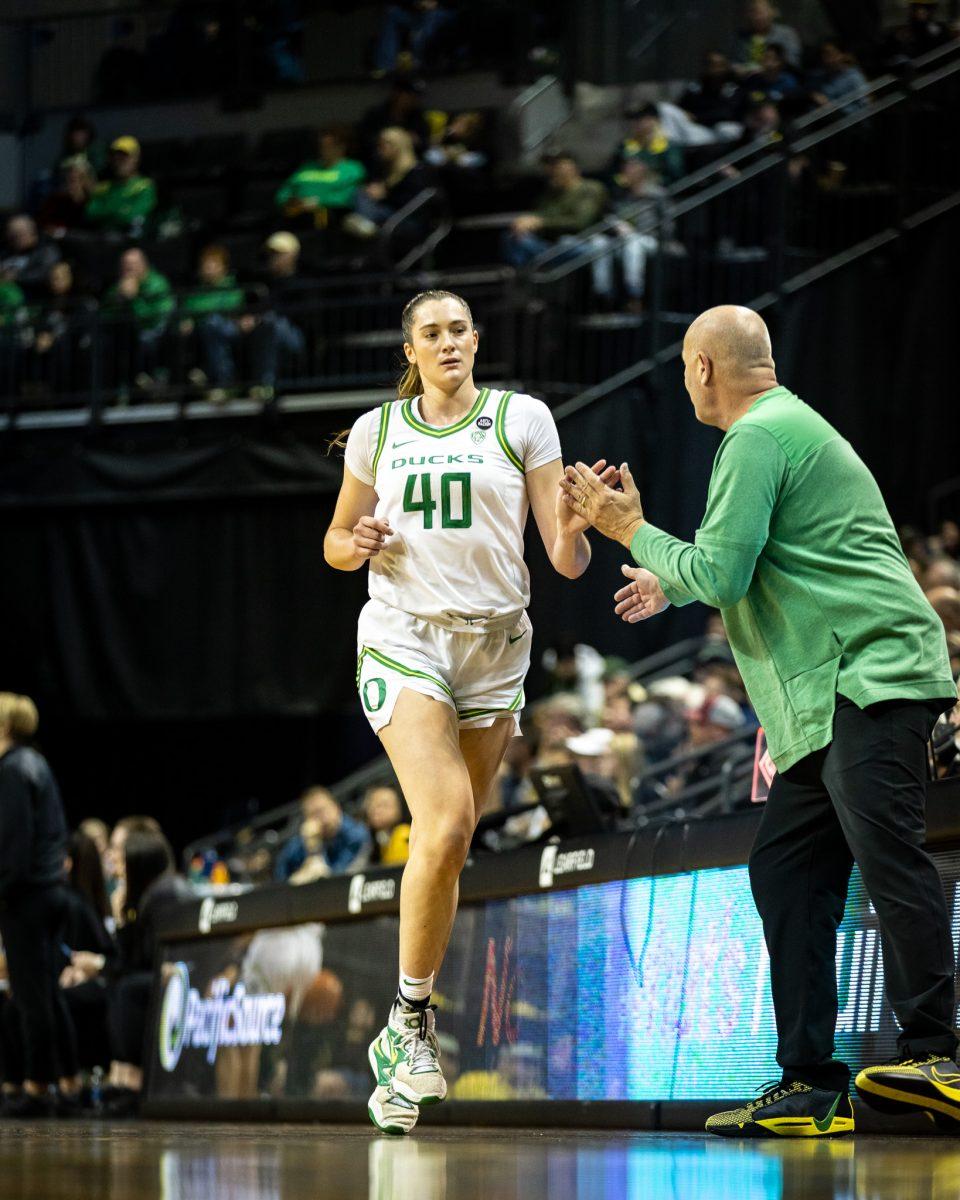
[749,695,957,1091]
[0,884,79,1083]
[108,972,153,1067]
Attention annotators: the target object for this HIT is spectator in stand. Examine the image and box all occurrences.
[20,261,93,402]
[567,727,639,811]
[806,40,870,114]
[56,115,103,177]
[275,128,367,228]
[373,2,459,77]
[667,692,750,797]
[178,244,246,403]
[79,817,110,866]
[502,152,608,269]
[425,110,489,171]
[610,104,685,187]
[939,520,960,559]
[244,231,307,402]
[359,78,431,160]
[103,248,174,395]
[925,557,960,591]
[38,158,97,236]
[882,1,950,64]
[0,693,81,1117]
[85,137,158,236]
[497,731,539,813]
[346,127,436,244]
[274,787,370,882]
[679,52,743,129]
[590,158,677,312]
[742,42,801,107]
[363,784,410,866]
[724,97,783,160]
[0,278,26,328]
[730,1,802,71]
[0,215,61,301]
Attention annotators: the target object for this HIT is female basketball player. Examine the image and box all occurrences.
[324,290,613,1133]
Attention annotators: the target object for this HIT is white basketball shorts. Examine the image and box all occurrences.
[356,598,530,735]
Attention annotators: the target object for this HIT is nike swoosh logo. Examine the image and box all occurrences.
[392,440,415,449]
[508,631,526,644]
[930,1066,960,1083]
[813,1094,842,1133]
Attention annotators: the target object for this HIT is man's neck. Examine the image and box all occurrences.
[717,378,780,431]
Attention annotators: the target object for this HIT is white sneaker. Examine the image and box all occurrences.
[369,1001,447,1108]
[367,1083,420,1136]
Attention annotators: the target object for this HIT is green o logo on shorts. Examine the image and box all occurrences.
[362,677,387,713]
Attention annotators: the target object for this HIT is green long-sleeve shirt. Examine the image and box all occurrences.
[536,179,608,236]
[105,268,174,331]
[85,175,158,233]
[275,158,366,210]
[180,275,245,315]
[630,386,955,770]
[0,280,25,327]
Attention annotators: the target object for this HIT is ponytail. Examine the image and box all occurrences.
[397,362,422,400]
[0,692,39,742]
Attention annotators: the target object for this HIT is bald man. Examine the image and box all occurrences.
[562,306,958,1137]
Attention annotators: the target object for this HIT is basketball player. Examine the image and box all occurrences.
[324,290,609,1134]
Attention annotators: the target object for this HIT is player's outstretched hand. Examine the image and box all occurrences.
[556,458,620,533]
[353,515,393,559]
[560,461,644,546]
[614,565,669,623]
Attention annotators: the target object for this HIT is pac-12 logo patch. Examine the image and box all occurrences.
[476,416,493,429]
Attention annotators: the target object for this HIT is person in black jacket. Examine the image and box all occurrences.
[63,825,191,1115]
[0,692,81,1116]
[59,829,116,1073]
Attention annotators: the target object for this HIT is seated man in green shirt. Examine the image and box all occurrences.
[85,136,157,236]
[103,246,173,394]
[561,304,958,1137]
[501,152,608,269]
[275,129,366,228]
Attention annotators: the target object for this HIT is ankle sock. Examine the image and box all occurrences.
[398,970,434,1008]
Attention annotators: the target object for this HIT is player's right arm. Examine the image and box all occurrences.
[323,466,393,571]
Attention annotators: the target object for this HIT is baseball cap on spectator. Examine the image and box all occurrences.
[110,136,140,156]
[265,231,301,254]
[566,727,615,757]
[689,693,745,730]
[648,676,700,705]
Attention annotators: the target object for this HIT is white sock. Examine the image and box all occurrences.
[398,970,434,1006]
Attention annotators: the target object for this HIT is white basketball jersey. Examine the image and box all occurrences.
[344,388,561,629]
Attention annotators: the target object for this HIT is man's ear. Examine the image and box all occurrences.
[698,351,713,385]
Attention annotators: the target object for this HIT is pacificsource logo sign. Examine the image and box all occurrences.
[198,896,239,934]
[158,961,286,1072]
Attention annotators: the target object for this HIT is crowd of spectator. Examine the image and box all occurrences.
[2,2,955,408]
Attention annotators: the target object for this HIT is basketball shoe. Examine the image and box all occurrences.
[369,1000,447,1107]
[706,1079,855,1137]
[856,1053,960,1128]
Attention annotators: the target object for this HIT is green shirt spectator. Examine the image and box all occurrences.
[181,274,244,316]
[85,135,157,234]
[105,248,173,332]
[0,280,25,327]
[276,130,366,216]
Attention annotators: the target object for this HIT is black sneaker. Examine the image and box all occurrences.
[856,1053,960,1128]
[706,1079,855,1138]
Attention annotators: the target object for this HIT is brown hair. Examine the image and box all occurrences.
[0,692,39,741]
[329,289,474,451]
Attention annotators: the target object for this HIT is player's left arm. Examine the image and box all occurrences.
[526,458,618,580]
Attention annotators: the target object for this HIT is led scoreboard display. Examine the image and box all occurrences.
[147,849,960,1104]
